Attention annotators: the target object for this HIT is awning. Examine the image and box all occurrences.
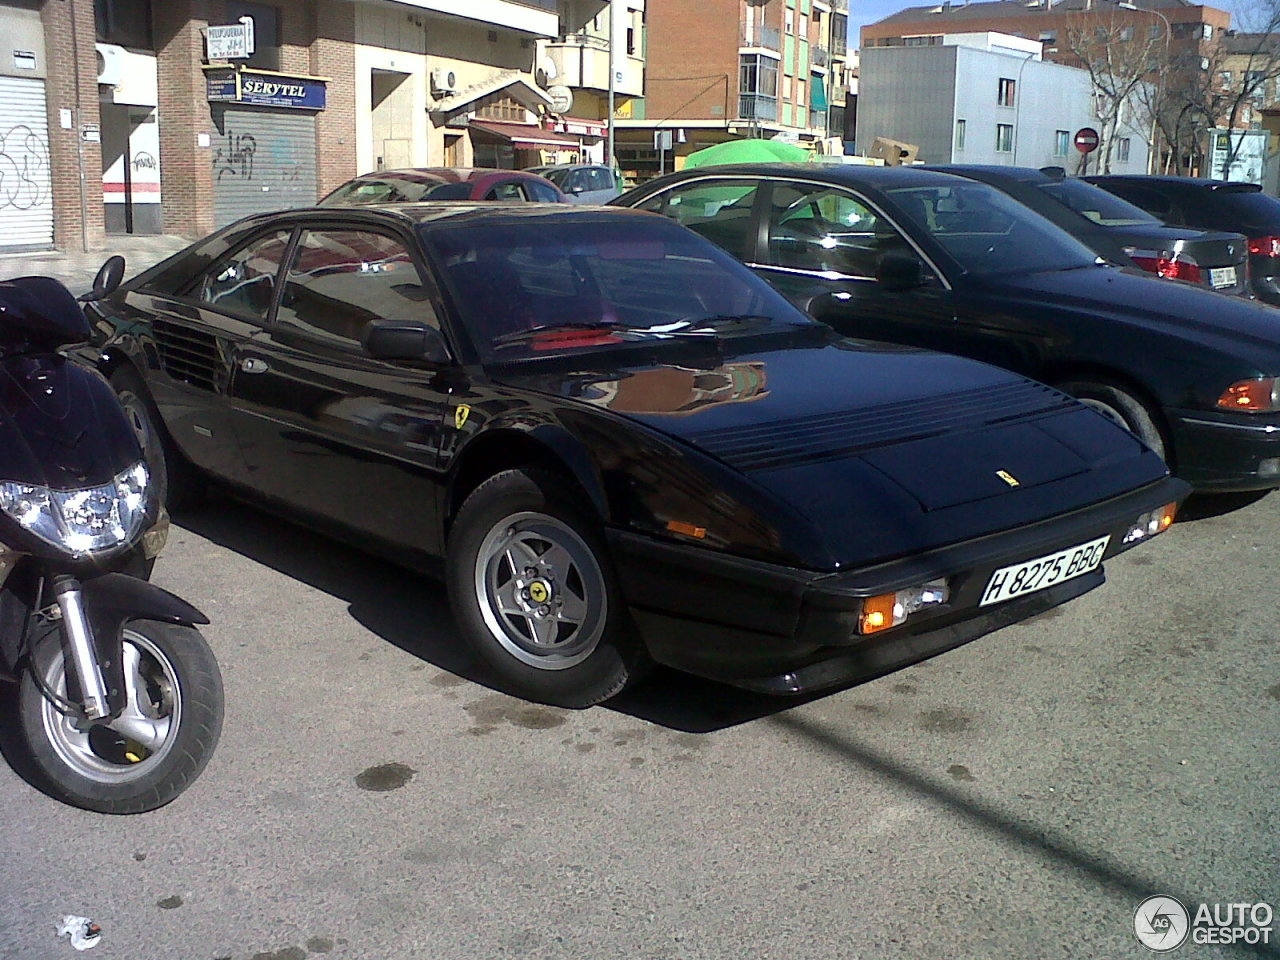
[470,121,580,150]
[430,71,552,115]
[811,75,828,111]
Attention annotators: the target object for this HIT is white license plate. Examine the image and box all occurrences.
[979,535,1111,606]
[1210,266,1238,289]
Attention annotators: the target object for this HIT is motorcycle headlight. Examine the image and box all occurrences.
[0,461,150,556]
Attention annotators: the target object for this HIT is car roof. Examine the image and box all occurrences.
[230,202,656,232]
[923,164,1058,185]
[1088,175,1257,191]
[351,167,547,185]
[640,162,974,191]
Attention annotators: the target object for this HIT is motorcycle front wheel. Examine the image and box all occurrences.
[16,619,223,814]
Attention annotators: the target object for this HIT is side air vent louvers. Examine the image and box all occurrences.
[687,380,1075,472]
[152,319,225,394]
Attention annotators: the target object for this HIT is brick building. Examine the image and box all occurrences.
[613,0,853,178]
[0,0,636,252]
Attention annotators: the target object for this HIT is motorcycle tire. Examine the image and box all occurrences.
[15,619,223,814]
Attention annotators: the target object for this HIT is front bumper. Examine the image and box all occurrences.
[1167,407,1280,492]
[607,476,1188,694]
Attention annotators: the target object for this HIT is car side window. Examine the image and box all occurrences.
[765,183,909,279]
[634,180,761,260]
[194,229,292,320]
[588,168,613,192]
[486,181,529,201]
[526,179,561,203]
[1107,184,1174,222]
[276,229,439,347]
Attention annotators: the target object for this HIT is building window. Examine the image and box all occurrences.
[1117,137,1131,162]
[95,0,154,49]
[226,1,280,72]
[955,118,966,150]
[785,9,794,34]
[1055,129,1069,156]
[1200,56,1210,70]
[996,123,1014,152]
[1220,71,1233,88]
[1039,29,1057,45]
[1149,23,1163,40]
[1202,23,1213,39]
[1118,25,1134,41]
[740,53,779,120]
[998,77,1016,106]
[831,13,848,56]
[475,94,526,122]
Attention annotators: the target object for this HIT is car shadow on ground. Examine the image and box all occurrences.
[1177,488,1271,522]
[174,493,845,734]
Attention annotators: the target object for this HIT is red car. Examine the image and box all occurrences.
[319,167,566,205]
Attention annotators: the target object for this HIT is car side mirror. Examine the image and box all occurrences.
[802,290,856,322]
[362,319,450,364]
[876,252,925,292]
[80,255,125,302]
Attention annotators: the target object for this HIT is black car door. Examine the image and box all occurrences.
[749,179,958,347]
[227,225,453,558]
[126,227,294,486]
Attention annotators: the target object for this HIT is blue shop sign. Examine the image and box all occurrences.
[205,69,327,110]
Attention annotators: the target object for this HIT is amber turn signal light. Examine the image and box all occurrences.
[859,593,899,635]
[1217,378,1279,412]
[666,520,706,539]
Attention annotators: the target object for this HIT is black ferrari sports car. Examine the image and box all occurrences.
[85,203,1186,706]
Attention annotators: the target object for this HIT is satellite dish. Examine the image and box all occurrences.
[547,85,574,114]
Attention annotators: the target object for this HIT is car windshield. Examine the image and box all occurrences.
[324,178,440,205]
[421,216,812,361]
[538,168,571,188]
[1209,188,1280,229]
[1038,178,1159,226]
[887,182,1101,275]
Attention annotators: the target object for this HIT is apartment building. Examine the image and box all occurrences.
[856,32,1150,171]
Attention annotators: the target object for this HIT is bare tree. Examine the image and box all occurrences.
[1064,10,1162,173]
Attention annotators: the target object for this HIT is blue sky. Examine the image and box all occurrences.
[848,0,1260,49]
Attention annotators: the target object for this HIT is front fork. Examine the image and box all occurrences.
[51,577,111,721]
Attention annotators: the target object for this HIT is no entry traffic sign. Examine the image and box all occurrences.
[1074,127,1100,154]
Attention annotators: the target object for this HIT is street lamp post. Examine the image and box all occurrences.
[1118,2,1172,173]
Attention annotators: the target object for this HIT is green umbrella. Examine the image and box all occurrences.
[682,139,811,169]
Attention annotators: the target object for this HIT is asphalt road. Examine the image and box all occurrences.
[0,488,1276,960]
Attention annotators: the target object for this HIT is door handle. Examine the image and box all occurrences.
[240,357,269,374]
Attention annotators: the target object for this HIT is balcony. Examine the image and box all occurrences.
[739,94,778,121]
[812,45,829,68]
[741,24,781,51]
[544,33,644,97]
[829,0,848,10]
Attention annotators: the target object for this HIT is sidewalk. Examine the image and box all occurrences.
[0,234,191,293]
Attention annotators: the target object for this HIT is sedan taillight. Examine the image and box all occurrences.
[1247,235,1280,258]
[1129,250,1202,284]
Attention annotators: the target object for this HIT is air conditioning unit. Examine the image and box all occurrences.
[96,43,126,87]
[431,68,458,94]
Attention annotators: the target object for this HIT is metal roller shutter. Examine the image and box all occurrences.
[0,76,53,251]
[211,105,317,227]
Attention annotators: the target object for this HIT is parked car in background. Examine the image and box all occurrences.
[320,167,565,205]
[526,164,624,204]
[932,165,1250,298]
[84,203,1183,706]
[615,164,1280,492]
[1084,176,1280,305]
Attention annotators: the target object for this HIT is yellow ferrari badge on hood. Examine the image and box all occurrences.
[455,404,471,430]
[996,469,1020,488]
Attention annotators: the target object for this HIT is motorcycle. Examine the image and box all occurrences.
[0,262,222,814]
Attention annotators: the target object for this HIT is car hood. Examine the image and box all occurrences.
[991,265,1280,352]
[497,336,1169,568]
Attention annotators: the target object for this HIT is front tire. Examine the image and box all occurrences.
[446,469,647,708]
[16,620,223,814]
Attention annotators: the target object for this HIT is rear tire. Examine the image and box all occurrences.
[15,619,223,814]
[1058,380,1168,462]
[446,469,648,708]
[110,366,205,511]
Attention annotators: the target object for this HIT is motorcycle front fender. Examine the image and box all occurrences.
[79,573,210,718]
